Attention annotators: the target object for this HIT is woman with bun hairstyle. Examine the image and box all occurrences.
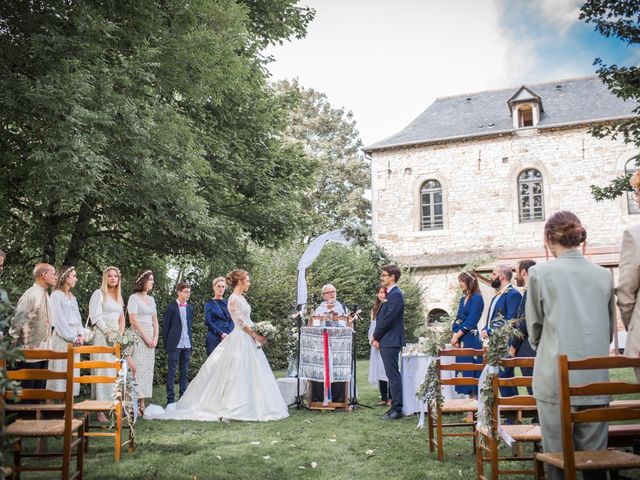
[526,211,615,480]
[144,269,288,422]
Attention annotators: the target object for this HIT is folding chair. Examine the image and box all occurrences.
[1,345,85,479]
[427,347,485,461]
[72,344,132,460]
[476,356,541,479]
[534,354,640,479]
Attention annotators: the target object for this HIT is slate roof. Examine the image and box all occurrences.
[364,75,638,152]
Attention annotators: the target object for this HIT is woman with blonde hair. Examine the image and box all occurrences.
[204,276,234,355]
[145,269,288,422]
[128,269,158,415]
[89,266,125,421]
[47,265,90,395]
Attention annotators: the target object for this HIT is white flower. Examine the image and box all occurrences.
[311,462,318,469]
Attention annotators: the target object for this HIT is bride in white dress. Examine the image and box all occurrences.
[145,269,288,422]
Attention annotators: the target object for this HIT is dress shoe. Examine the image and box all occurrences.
[380,409,404,420]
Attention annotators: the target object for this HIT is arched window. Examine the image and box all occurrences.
[420,180,443,230]
[518,169,544,222]
[428,308,449,324]
[625,158,640,215]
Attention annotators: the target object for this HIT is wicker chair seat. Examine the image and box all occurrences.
[6,418,84,437]
[536,449,640,471]
[73,400,117,411]
[440,398,478,413]
[5,403,65,412]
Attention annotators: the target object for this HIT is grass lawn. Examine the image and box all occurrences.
[15,362,640,480]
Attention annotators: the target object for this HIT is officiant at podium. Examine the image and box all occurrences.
[309,284,351,404]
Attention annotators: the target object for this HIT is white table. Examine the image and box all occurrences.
[401,353,464,416]
[277,377,308,405]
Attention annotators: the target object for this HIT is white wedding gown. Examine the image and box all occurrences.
[144,293,289,422]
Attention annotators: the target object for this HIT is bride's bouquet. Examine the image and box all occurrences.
[254,321,277,348]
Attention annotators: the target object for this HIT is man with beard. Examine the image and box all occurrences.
[510,259,536,395]
[482,264,522,397]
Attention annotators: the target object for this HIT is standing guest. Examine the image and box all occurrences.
[450,271,484,416]
[47,266,90,395]
[526,211,615,480]
[510,259,537,395]
[368,285,390,406]
[204,277,234,356]
[162,282,194,405]
[128,270,158,414]
[615,169,640,381]
[372,264,405,420]
[89,266,125,422]
[481,264,522,397]
[9,263,56,390]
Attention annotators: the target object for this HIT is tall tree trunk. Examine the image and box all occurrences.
[63,201,93,266]
[42,203,59,265]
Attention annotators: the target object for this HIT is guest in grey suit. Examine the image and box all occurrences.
[526,211,615,480]
[615,169,640,381]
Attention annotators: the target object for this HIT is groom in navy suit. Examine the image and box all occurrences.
[372,264,406,420]
[162,281,194,405]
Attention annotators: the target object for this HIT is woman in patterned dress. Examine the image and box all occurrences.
[128,270,158,414]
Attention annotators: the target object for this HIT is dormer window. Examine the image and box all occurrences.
[508,86,543,129]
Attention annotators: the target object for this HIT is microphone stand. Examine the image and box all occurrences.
[348,306,372,410]
[288,303,309,410]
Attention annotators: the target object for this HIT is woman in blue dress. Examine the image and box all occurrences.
[204,276,234,356]
[450,271,484,411]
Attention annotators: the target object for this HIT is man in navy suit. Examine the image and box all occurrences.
[482,264,522,397]
[372,264,405,420]
[162,281,194,405]
[510,259,537,395]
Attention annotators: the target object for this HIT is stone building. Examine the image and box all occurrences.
[364,75,638,330]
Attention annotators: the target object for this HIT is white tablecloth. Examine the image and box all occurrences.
[401,353,464,416]
[277,377,308,405]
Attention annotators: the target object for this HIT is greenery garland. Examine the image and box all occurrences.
[477,317,523,448]
[415,318,452,409]
[110,329,140,440]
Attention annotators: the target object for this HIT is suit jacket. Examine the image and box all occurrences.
[483,285,522,334]
[162,301,194,352]
[526,250,615,405]
[511,290,536,358]
[373,286,405,348]
[204,298,234,352]
[615,224,640,362]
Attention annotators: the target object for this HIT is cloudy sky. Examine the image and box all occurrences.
[265,0,638,147]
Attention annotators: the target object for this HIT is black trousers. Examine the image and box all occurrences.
[380,347,402,412]
[10,360,47,403]
[379,380,390,401]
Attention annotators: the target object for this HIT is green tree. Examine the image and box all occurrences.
[0,1,316,282]
[580,0,640,200]
[275,79,371,235]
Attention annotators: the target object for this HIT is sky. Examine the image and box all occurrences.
[265,0,639,147]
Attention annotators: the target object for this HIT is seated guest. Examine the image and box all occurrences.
[310,284,349,404]
[204,277,234,356]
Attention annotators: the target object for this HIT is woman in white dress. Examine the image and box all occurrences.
[145,269,288,422]
[89,266,125,422]
[128,270,158,414]
[368,285,390,406]
[47,265,91,395]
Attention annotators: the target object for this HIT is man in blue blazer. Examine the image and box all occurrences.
[162,282,194,405]
[373,264,406,420]
[482,264,522,397]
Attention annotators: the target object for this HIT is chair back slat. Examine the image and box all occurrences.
[75,360,120,370]
[573,407,640,424]
[498,396,537,407]
[440,363,485,372]
[497,376,533,388]
[567,355,640,370]
[498,357,535,368]
[570,381,640,397]
[74,375,118,384]
[5,369,68,381]
[74,345,119,355]
[19,349,68,361]
[439,347,485,357]
[441,378,480,386]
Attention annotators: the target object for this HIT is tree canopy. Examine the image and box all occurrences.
[0,0,316,279]
[580,0,640,200]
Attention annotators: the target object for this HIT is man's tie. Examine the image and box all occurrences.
[179,303,187,307]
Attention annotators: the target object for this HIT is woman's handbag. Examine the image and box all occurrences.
[83,315,97,344]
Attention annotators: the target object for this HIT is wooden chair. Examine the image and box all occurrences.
[72,344,132,460]
[427,347,486,461]
[534,354,640,479]
[1,345,85,479]
[476,357,541,480]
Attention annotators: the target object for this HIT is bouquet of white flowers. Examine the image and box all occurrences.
[254,321,277,348]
